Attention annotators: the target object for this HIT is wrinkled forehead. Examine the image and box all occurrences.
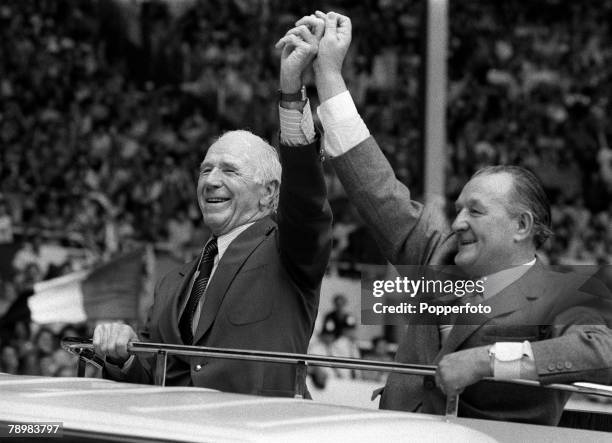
[203,132,266,164]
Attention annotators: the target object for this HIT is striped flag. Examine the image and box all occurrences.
[27,248,144,324]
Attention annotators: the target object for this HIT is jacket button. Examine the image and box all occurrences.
[565,361,572,369]
[556,362,564,370]
[194,364,203,371]
[548,363,556,372]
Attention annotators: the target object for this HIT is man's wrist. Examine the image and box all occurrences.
[488,342,532,379]
[279,74,302,95]
[279,83,307,111]
[314,70,347,103]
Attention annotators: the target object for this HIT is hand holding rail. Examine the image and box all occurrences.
[61,337,612,420]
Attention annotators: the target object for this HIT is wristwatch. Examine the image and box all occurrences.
[488,342,528,379]
[278,85,307,102]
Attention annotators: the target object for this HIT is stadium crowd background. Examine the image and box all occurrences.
[0,0,611,380]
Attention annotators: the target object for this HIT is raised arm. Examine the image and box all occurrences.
[275,19,332,289]
[312,11,455,266]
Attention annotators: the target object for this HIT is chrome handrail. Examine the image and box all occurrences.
[61,337,612,418]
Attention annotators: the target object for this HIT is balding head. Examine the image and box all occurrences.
[197,130,282,236]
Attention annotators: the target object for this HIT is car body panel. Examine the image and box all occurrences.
[0,374,609,442]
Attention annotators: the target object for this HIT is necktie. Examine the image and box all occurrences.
[179,238,218,344]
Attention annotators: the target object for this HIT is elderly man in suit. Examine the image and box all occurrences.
[278,11,612,424]
[93,29,332,397]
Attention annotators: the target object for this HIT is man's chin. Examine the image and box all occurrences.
[202,215,228,236]
[454,251,474,271]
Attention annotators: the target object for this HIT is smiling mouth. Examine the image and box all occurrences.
[206,197,230,203]
[459,239,476,246]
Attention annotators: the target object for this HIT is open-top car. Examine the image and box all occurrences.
[1,339,611,442]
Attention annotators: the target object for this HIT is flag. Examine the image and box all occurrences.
[27,248,144,324]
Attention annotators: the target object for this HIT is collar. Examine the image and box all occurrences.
[481,257,537,300]
[215,222,256,260]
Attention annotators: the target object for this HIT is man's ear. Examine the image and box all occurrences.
[514,211,534,242]
[260,180,280,210]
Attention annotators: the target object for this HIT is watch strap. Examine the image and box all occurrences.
[279,85,306,102]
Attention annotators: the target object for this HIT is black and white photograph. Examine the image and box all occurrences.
[0,0,611,441]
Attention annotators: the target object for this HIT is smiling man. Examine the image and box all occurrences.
[279,11,612,425]
[451,166,552,277]
[93,29,332,396]
[197,131,281,237]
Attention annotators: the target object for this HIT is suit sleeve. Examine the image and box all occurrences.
[102,276,169,385]
[531,278,612,384]
[277,139,333,290]
[329,137,455,266]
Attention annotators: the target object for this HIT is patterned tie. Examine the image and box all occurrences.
[179,238,218,344]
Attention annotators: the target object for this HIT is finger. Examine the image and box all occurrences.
[92,325,102,351]
[114,328,132,359]
[274,37,286,49]
[295,15,325,40]
[434,372,446,395]
[279,34,312,56]
[99,324,109,355]
[107,324,125,359]
[274,36,294,53]
[323,11,338,37]
[336,13,352,38]
[107,323,122,357]
[110,326,123,358]
[285,25,317,46]
[275,34,301,50]
[106,324,118,355]
[275,34,299,50]
[314,10,326,20]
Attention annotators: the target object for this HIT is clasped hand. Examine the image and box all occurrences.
[275,11,352,91]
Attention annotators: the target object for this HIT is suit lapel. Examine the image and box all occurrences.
[193,218,276,343]
[435,261,546,360]
[158,259,199,345]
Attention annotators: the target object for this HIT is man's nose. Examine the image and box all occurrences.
[203,168,223,187]
[451,211,468,233]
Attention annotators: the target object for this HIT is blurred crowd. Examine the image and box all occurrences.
[0,320,88,377]
[1,0,611,376]
[309,294,393,386]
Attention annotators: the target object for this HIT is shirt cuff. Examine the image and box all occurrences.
[491,341,536,380]
[279,100,316,146]
[316,91,370,157]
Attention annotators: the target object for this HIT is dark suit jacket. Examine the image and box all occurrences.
[330,136,612,425]
[110,141,332,397]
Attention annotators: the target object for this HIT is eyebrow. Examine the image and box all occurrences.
[454,198,483,210]
[200,160,239,171]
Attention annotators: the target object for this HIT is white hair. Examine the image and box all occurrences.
[211,130,282,211]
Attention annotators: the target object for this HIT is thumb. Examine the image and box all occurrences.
[324,12,338,37]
